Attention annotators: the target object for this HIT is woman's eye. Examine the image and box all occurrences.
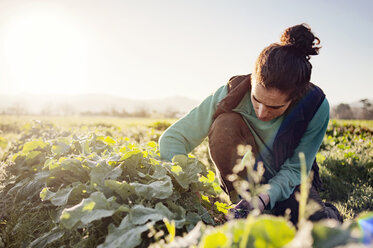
[271,106,281,110]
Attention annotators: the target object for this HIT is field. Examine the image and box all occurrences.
[0,116,372,247]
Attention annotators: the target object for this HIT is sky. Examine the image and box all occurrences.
[0,0,372,105]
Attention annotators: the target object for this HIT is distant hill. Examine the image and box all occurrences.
[2,94,371,118]
[0,94,201,115]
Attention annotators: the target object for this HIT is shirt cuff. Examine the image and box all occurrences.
[267,182,282,209]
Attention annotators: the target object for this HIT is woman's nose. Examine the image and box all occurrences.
[257,104,267,118]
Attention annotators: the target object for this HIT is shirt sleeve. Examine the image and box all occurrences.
[159,85,228,161]
[266,98,330,209]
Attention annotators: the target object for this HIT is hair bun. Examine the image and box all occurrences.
[280,23,321,59]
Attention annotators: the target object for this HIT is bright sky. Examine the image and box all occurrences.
[0,0,372,104]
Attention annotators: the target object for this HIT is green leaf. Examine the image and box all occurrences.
[149,164,168,179]
[22,139,49,152]
[90,160,122,188]
[97,216,149,248]
[131,175,173,200]
[99,200,184,248]
[103,136,116,145]
[200,170,215,184]
[120,149,143,163]
[230,220,245,244]
[185,212,202,231]
[214,202,230,214]
[107,154,122,166]
[199,230,229,248]
[147,141,157,148]
[128,202,176,225]
[8,171,49,203]
[90,135,109,154]
[168,155,205,190]
[12,150,46,171]
[171,165,182,175]
[51,138,71,155]
[60,192,119,229]
[40,183,86,206]
[312,221,352,248]
[119,149,150,181]
[104,180,135,201]
[48,158,90,185]
[248,216,296,248]
[172,154,188,165]
[201,194,210,203]
[201,211,215,225]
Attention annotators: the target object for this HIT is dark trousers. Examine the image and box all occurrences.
[208,112,329,224]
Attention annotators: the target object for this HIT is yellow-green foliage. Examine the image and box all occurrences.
[0,119,222,248]
[0,118,372,247]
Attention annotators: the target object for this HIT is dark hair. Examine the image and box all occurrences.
[253,23,321,101]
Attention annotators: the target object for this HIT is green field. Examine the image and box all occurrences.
[0,116,372,247]
[0,115,177,128]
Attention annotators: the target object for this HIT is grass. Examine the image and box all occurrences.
[0,115,177,129]
[333,119,373,129]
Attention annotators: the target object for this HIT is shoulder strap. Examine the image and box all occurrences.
[213,74,252,119]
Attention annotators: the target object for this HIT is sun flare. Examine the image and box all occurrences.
[2,6,89,95]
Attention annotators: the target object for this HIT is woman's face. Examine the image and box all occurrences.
[251,82,292,122]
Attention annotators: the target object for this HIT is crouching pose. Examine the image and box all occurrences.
[159,24,341,224]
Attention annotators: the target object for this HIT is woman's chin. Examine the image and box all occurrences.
[258,117,272,122]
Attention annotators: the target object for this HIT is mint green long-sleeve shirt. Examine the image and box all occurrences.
[159,84,329,209]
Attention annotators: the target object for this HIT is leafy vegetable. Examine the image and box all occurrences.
[0,119,371,247]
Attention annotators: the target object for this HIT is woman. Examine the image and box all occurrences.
[159,24,340,224]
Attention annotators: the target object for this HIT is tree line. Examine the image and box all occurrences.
[331,99,373,120]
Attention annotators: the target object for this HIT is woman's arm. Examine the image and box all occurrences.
[266,98,330,209]
[159,85,228,161]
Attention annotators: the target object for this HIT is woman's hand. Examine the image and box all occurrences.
[229,193,270,219]
[230,199,254,219]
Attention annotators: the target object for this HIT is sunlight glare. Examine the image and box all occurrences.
[2,7,89,95]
